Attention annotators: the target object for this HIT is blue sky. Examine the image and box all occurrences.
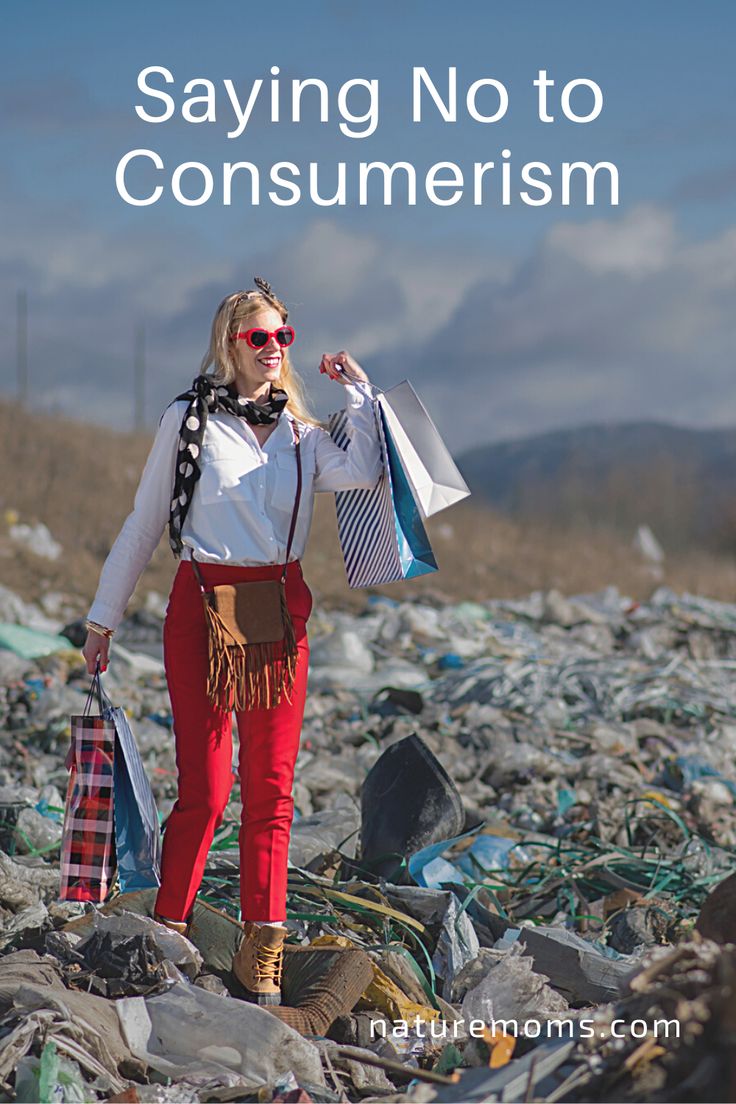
[1,0,734,447]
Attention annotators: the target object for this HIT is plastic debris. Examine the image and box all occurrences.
[359,734,465,882]
[9,521,63,561]
[14,1039,90,1103]
[456,942,568,1024]
[633,524,665,565]
[0,623,76,659]
[516,924,637,1005]
[2,577,736,1098]
[117,981,326,1091]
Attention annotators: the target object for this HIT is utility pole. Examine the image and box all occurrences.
[134,323,145,430]
[17,290,28,405]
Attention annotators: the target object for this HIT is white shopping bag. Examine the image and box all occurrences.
[376,381,470,518]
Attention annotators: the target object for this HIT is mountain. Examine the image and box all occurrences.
[455,421,736,552]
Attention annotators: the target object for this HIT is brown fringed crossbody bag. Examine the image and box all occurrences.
[190,422,302,713]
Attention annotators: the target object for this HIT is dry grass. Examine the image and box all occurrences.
[1,397,734,622]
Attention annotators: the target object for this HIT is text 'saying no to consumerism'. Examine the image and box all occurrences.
[116,66,620,209]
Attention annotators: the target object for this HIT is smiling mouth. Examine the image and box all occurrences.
[257,355,281,367]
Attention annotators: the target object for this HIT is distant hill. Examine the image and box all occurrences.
[1,398,735,612]
[456,421,736,553]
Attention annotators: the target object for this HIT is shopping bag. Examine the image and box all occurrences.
[328,399,438,587]
[60,666,161,902]
[376,381,470,518]
[110,696,162,893]
[60,673,116,902]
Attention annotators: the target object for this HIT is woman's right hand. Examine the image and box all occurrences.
[82,630,110,676]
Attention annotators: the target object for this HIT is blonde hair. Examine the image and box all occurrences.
[199,289,323,428]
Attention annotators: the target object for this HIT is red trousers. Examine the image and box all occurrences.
[154,558,312,923]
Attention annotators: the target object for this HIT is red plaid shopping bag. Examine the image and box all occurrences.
[60,672,116,902]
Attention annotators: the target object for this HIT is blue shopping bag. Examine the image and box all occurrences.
[87,673,162,893]
[328,401,438,588]
[110,699,162,892]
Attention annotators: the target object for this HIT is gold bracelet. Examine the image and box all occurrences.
[85,619,114,639]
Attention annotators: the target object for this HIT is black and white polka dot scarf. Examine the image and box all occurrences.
[167,373,289,555]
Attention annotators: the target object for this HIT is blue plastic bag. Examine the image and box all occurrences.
[99,682,161,893]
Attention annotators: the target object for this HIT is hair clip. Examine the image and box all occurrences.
[254,276,275,299]
[228,291,258,317]
[228,279,288,321]
[252,275,288,320]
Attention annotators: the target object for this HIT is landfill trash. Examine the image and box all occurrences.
[514,924,637,1005]
[359,734,465,882]
[456,942,569,1023]
[14,1039,90,1103]
[15,804,63,854]
[3,577,736,1098]
[371,686,425,716]
[76,910,203,981]
[0,583,68,634]
[62,891,373,1037]
[0,949,139,1096]
[117,981,326,1091]
[695,870,736,943]
[0,623,76,659]
[384,885,480,999]
[9,520,62,560]
[288,804,360,870]
[358,956,440,1027]
[63,929,180,998]
[633,524,665,564]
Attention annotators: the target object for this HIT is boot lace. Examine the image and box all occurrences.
[255,941,283,984]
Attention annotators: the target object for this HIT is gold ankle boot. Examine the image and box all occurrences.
[154,911,192,939]
[232,921,287,1005]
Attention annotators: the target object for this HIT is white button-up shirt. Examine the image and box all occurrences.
[87,380,382,631]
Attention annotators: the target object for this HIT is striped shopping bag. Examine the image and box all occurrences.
[328,397,438,588]
[60,698,116,902]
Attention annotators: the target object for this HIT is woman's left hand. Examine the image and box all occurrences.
[319,350,370,386]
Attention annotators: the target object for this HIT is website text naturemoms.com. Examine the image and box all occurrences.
[370,1016,681,1041]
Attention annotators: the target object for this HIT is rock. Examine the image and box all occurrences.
[696,872,736,944]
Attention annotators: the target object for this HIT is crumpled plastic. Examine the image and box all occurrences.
[116,980,326,1091]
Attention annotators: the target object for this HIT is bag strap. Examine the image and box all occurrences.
[281,420,302,583]
[332,365,383,396]
[83,657,113,719]
[83,660,106,716]
[190,418,302,590]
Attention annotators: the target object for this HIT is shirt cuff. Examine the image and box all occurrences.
[86,601,123,634]
[343,379,376,409]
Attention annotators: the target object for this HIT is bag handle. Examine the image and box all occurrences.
[67,662,114,770]
[83,660,105,716]
[332,364,384,397]
[191,419,302,590]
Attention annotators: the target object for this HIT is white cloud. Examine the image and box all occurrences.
[545,204,677,277]
[0,195,225,313]
[0,198,497,423]
[256,217,501,363]
[398,204,736,447]
[1,197,733,454]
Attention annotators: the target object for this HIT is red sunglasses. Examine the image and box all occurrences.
[229,325,295,349]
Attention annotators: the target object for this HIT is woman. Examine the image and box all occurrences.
[82,278,383,1005]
